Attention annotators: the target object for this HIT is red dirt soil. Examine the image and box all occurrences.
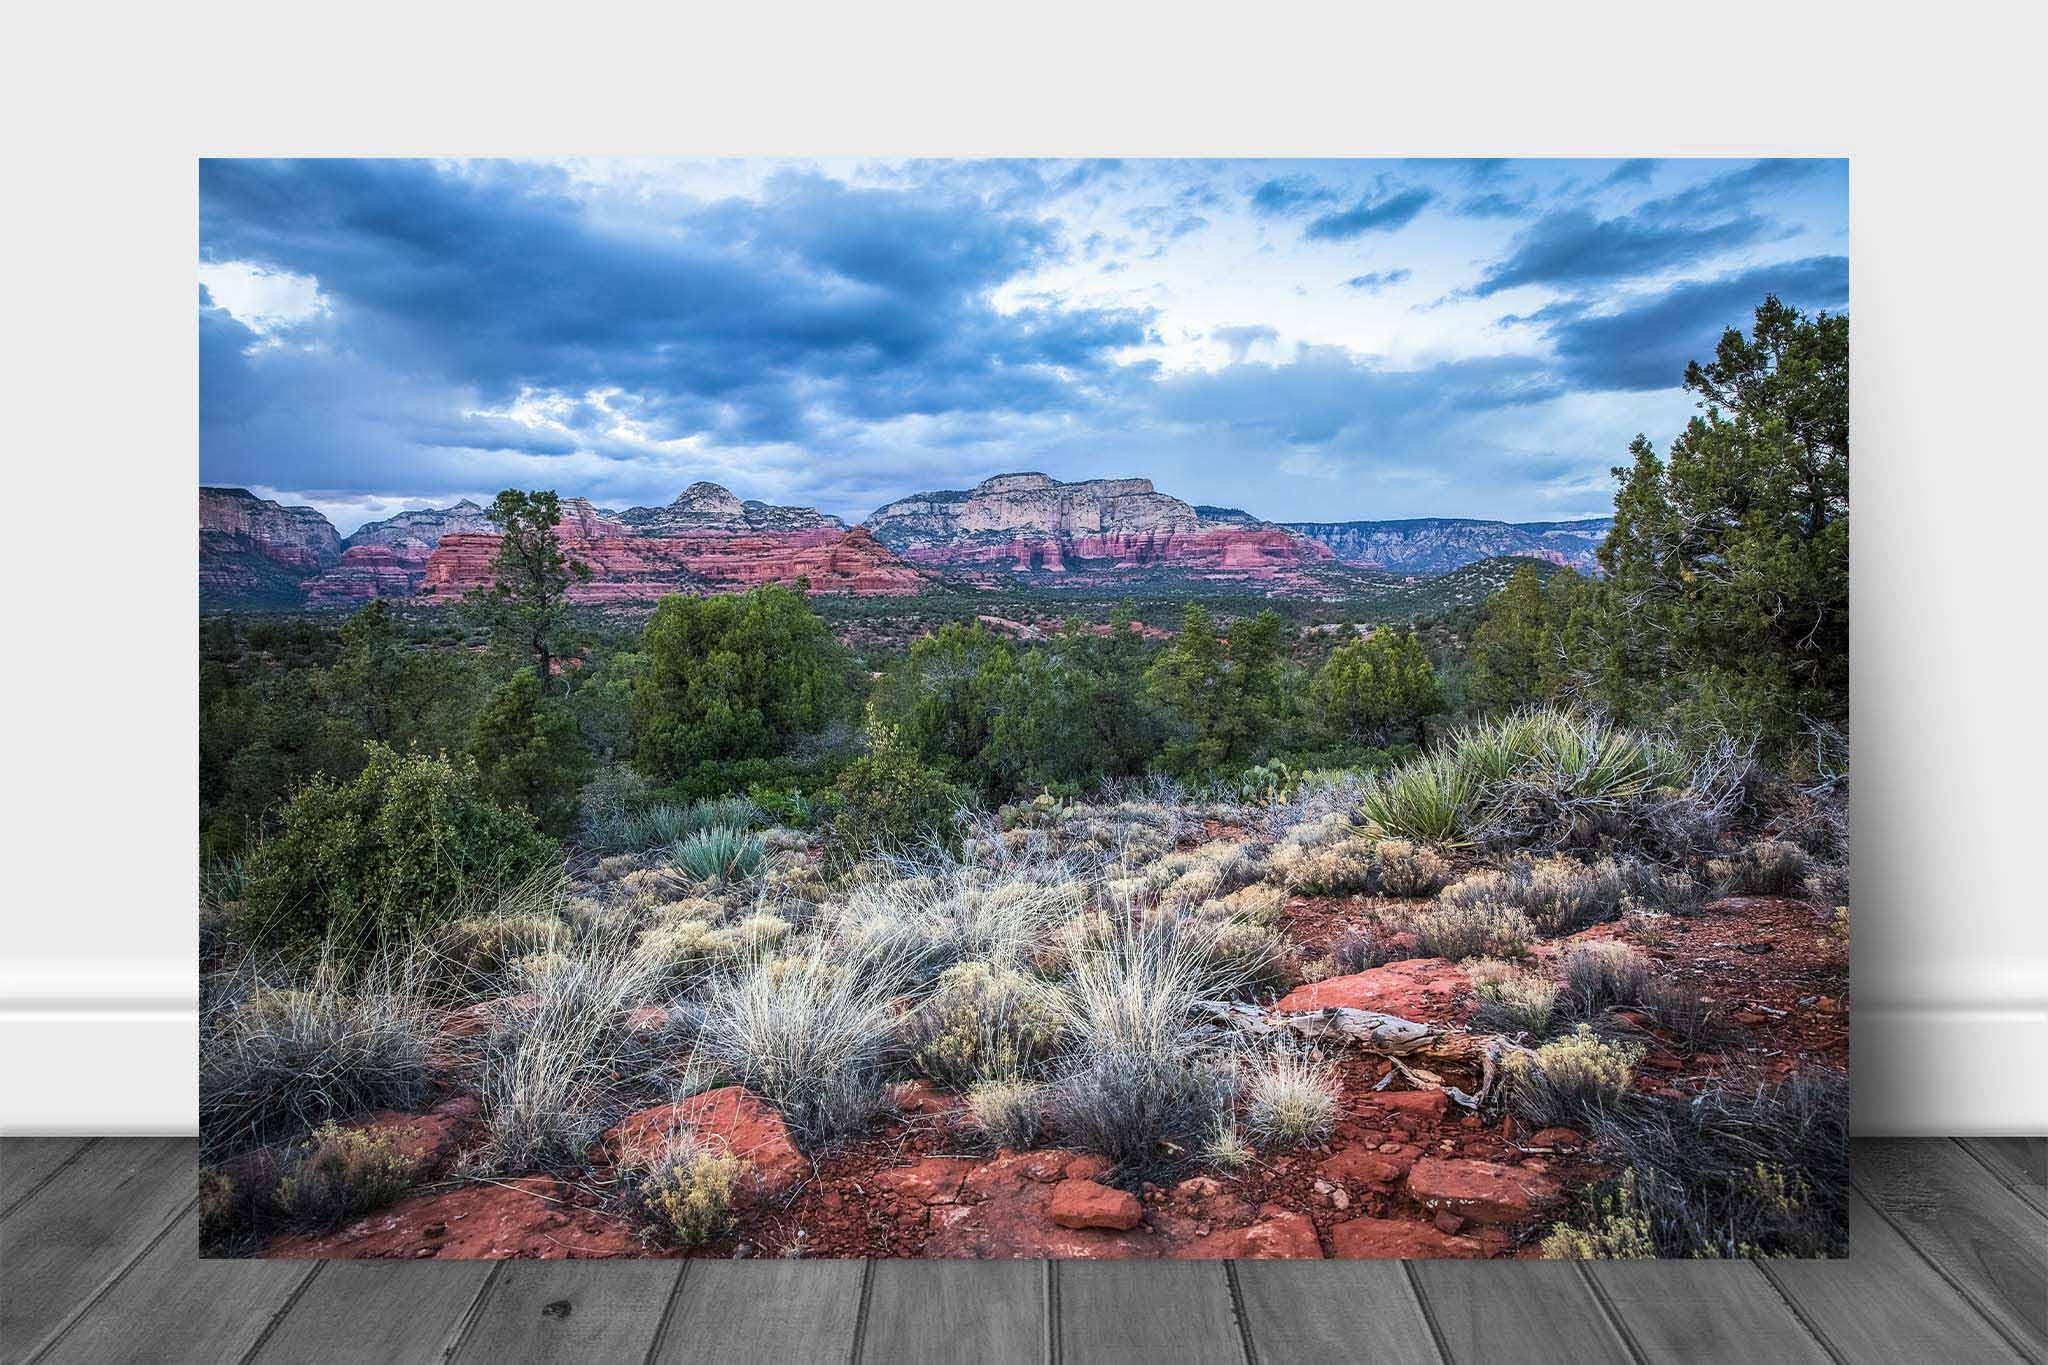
[259,889,1845,1261]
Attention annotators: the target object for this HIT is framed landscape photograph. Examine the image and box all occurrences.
[196,156,1850,1261]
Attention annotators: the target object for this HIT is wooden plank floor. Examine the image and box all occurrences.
[1,1138,2040,1364]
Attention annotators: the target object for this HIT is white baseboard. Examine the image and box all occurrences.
[2,973,2041,1136]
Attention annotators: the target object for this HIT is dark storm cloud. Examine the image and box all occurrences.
[200,160,1152,485]
[1475,207,1775,296]
[1519,255,1849,390]
[1304,187,1435,240]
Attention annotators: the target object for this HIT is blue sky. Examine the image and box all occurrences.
[200,157,1847,534]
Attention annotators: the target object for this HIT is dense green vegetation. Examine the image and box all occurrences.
[200,296,1847,894]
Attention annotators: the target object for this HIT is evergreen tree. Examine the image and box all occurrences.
[632,583,857,781]
[1583,296,1849,751]
[468,667,593,836]
[1313,627,1444,745]
[472,489,590,696]
[1145,604,1290,774]
[1468,563,1586,712]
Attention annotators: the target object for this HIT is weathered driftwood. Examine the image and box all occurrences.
[1196,1000,1437,1053]
[1196,1000,1533,1111]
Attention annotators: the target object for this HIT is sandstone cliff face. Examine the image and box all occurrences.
[864,472,1331,582]
[618,482,847,535]
[298,500,500,603]
[200,487,345,607]
[1286,517,1612,575]
[419,525,923,602]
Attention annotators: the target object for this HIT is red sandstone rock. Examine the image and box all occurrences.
[1361,1088,1450,1120]
[264,1176,645,1259]
[1526,1127,1587,1152]
[1319,1147,1415,1188]
[419,524,924,601]
[1404,1158,1561,1227]
[1173,1205,1322,1259]
[1275,957,1472,1020]
[1328,1215,1482,1259]
[1049,1179,1143,1230]
[876,1158,972,1204]
[605,1086,807,1195]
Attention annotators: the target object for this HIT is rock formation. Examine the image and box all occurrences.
[199,487,344,607]
[618,482,847,535]
[864,472,1332,583]
[1285,517,1612,575]
[419,524,924,601]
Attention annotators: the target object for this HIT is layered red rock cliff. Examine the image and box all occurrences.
[418,525,925,601]
[863,472,1332,584]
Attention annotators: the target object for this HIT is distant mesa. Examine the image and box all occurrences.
[1285,517,1612,576]
[863,472,1333,584]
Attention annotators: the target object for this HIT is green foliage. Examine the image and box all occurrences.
[1580,298,1849,754]
[466,489,591,695]
[1468,564,1587,712]
[240,744,558,962]
[1312,627,1444,745]
[632,584,857,780]
[668,826,766,885]
[825,722,967,860]
[1144,604,1290,776]
[871,608,1163,802]
[467,668,592,836]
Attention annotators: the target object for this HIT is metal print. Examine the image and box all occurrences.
[198,157,1849,1260]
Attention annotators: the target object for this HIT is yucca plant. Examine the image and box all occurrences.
[1358,749,1481,844]
[668,826,767,885]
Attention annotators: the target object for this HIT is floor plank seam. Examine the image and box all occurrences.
[439,1260,507,1363]
[1752,1260,1850,1365]
[0,1138,99,1222]
[1951,1139,2048,1219]
[845,1258,876,1365]
[233,1261,324,1365]
[638,1261,691,1365]
[23,1194,197,1365]
[1849,1174,2043,1364]
[1571,1263,1651,1365]
[1397,1262,1454,1365]
[1221,1262,1259,1365]
[1043,1260,1061,1365]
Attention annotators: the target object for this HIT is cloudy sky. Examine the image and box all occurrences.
[200,157,1846,534]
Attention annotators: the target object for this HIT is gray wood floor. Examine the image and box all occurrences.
[2,1138,2041,1364]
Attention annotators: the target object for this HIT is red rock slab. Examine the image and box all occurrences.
[265,1176,646,1260]
[1275,957,1472,1021]
[1357,1088,1449,1120]
[1328,1215,1483,1259]
[875,1157,973,1205]
[1318,1147,1415,1189]
[1049,1179,1143,1230]
[1404,1157,1561,1227]
[605,1086,808,1196]
[1525,1126,1587,1152]
[1172,1206,1322,1259]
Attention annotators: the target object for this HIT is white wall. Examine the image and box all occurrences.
[1,4,2042,1133]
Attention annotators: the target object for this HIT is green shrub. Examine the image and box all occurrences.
[1559,942,1653,1016]
[1242,1050,1340,1145]
[908,962,1068,1089]
[1372,839,1453,897]
[630,1138,744,1247]
[272,1120,420,1229]
[966,1077,1047,1150]
[467,668,592,837]
[1504,1026,1642,1127]
[825,725,967,861]
[1411,904,1532,961]
[240,744,558,963]
[1467,958,1560,1036]
[1708,839,1812,897]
